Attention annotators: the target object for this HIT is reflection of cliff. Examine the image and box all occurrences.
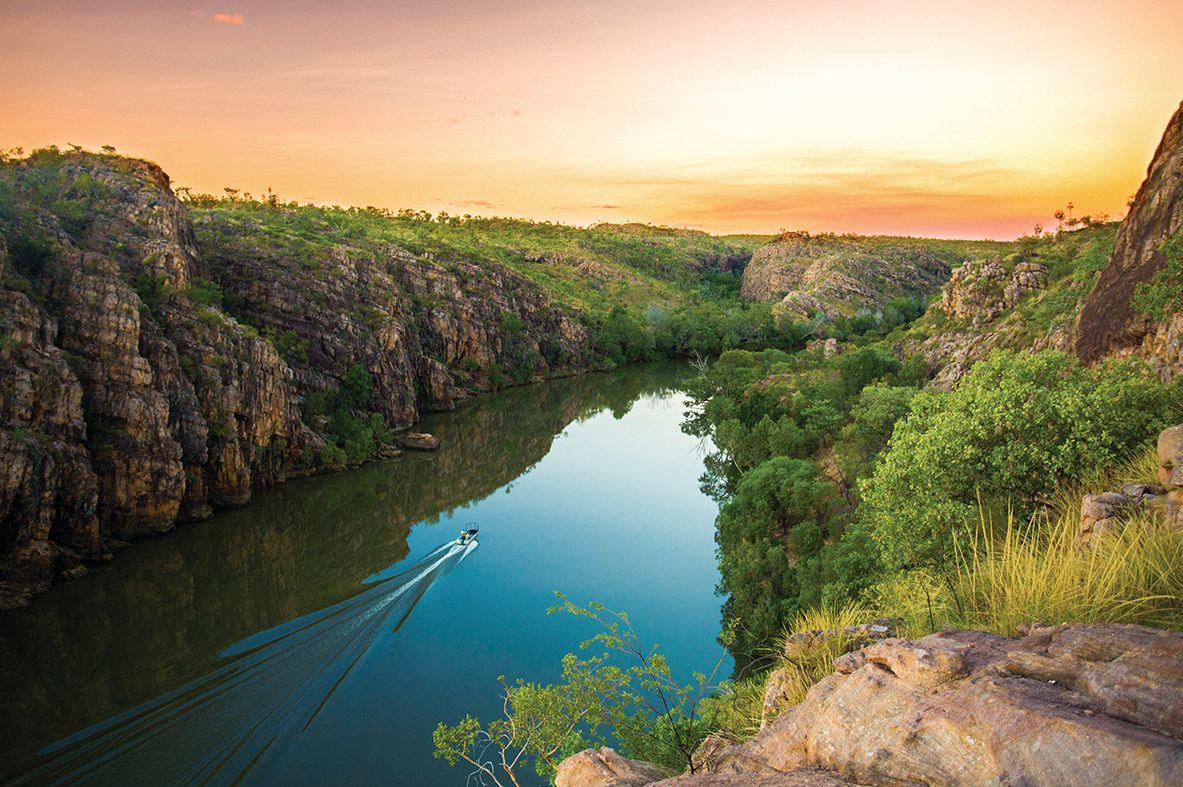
[0,362,688,778]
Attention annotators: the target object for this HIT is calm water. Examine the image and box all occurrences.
[0,363,725,785]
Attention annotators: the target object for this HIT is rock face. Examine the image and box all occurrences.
[556,747,668,787]
[940,257,1047,323]
[0,151,596,606]
[561,624,1183,786]
[1160,423,1183,527]
[739,233,955,320]
[1075,101,1183,376]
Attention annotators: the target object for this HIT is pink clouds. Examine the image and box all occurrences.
[211,12,243,25]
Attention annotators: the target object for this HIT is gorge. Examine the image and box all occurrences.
[1,89,1182,787]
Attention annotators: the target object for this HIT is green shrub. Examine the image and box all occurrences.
[263,326,309,364]
[1132,228,1183,320]
[837,385,918,472]
[861,350,1179,571]
[186,276,223,308]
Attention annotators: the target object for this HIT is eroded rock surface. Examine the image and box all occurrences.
[555,747,668,787]
[0,152,596,605]
[560,624,1183,786]
[739,233,954,320]
[1075,100,1183,377]
[941,256,1047,323]
[1160,423,1183,527]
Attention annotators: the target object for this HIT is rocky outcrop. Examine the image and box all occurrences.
[941,256,1047,323]
[0,151,597,606]
[560,624,1183,786]
[1160,423,1183,527]
[1076,485,1164,549]
[402,432,440,451]
[1075,101,1183,375]
[739,233,955,320]
[556,747,668,787]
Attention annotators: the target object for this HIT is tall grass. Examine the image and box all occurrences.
[698,676,766,743]
[874,503,1183,638]
[762,602,873,723]
[699,601,873,741]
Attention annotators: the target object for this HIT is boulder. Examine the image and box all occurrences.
[403,432,440,451]
[555,747,667,787]
[1160,424,1183,527]
[693,624,1183,786]
[1076,491,1136,548]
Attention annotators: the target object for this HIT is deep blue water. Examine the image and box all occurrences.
[0,364,725,785]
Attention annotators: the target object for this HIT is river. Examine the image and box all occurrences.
[0,362,726,785]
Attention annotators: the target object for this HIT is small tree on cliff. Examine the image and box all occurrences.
[433,595,733,784]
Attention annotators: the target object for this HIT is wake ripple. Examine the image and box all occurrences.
[14,539,478,786]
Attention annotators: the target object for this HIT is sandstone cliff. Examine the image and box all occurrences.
[1075,100,1183,377]
[0,151,596,607]
[738,233,1002,321]
[557,624,1183,786]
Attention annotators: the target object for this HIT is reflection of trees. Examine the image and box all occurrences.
[0,362,690,778]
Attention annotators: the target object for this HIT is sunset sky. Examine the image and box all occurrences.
[2,0,1181,238]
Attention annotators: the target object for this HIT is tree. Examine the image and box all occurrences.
[433,597,732,784]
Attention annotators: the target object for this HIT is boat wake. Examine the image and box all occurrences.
[16,538,479,785]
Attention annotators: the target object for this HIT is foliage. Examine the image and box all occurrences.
[593,306,654,365]
[263,326,309,364]
[0,147,113,239]
[432,654,629,786]
[184,192,766,318]
[715,457,835,669]
[1132,228,1183,320]
[185,277,224,308]
[683,337,923,666]
[302,363,392,464]
[836,385,917,474]
[434,596,732,784]
[695,675,766,743]
[861,350,1180,571]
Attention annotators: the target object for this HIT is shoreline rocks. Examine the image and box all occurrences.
[402,432,440,451]
[558,623,1183,786]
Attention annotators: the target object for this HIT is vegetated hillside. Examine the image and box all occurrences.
[0,148,749,608]
[901,222,1118,387]
[739,231,1012,320]
[190,199,766,317]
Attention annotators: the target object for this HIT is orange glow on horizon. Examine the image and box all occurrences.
[1,0,1180,239]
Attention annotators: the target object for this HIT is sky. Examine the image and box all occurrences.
[2,0,1181,238]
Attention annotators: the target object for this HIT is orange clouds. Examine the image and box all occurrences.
[1,0,1180,238]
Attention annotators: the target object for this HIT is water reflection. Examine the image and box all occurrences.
[0,363,687,780]
[16,539,479,785]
